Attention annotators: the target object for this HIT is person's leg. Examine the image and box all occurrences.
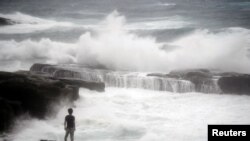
[64,130,69,141]
[70,130,74,141]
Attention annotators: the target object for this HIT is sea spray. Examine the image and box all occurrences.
[0,12,249,72]
[7,88,250,141]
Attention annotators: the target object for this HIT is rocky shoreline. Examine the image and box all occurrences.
[1,63,250,133]
[30,63,250,94]
[0,70,105,133]
[148,69,250,95]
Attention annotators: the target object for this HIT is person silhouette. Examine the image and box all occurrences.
[64,108,75,141]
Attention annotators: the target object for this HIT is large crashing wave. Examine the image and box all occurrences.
[0,11,249,73]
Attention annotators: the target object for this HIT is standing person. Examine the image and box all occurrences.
[64,108,75,141]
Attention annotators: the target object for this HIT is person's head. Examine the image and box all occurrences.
[68,108,73,115]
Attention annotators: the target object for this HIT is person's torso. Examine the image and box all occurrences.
[65,115,75,128]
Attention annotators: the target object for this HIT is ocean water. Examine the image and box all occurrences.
[6,88,250,141]
[0,0,249,72]
[1,0,250,141]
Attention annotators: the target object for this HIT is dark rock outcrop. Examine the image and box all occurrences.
[29,64,105,92]
[148,69,250,94]
[0,71,75,132]
[218,74,250,95]
[169,69,215,92]
[30,63,55,74]
[0,98,23,132]
[148,69,220,93]
[0,17,16,26]
[0,71,105,133]
[30,63,250,95]
[58,78,104,92]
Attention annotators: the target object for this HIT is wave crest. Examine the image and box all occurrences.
[0,12,249,73]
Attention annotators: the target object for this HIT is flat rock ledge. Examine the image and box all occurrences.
[148,69,250,95]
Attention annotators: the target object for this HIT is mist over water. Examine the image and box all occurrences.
[7,88,250,141]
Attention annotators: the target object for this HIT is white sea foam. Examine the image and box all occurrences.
[0,11,249,73]
[156,2,176,7]
[0,11,191,33]
[8,88,250,141]
[127,16,191,30]
[168,27,250,72]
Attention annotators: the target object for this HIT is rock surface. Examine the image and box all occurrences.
[218,74,250,95]
[169,69,217,92]
[30,63,250,94]
[148,69,221,93]
[0,17,16,26]
[1,63,250,133]
[148,69,250,95]
[0,71,105,133]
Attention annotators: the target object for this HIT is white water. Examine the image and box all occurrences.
[0,12,190,34]
[0,1,249,141]
[127,16,191,30]
[7,88,250,141]
[0,12,250,73]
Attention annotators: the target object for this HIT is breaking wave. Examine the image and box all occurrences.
[0,11,249,73]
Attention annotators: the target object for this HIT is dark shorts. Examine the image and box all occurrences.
[65,128,75,133]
